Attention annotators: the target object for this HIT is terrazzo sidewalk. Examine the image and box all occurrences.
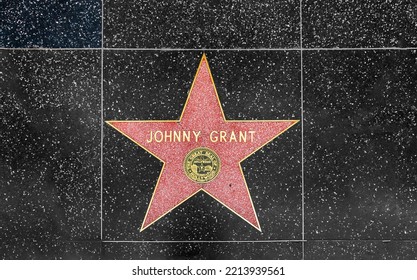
[1,0,416,259]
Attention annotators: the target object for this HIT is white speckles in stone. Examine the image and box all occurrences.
[1,50,101,257]
[305,50,417,241]
[2,0,101,48]
[303,0,417,48]
[104,0,300,48]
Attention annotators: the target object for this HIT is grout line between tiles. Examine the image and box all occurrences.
[101,240,307,243]
[100,0,104,241]
[307,239,416,242]
[298,47,417,51]
[0,48,102,51]
[49,239,417,244]
[1,47,417,51]
[104,47,417,51]
[300,0,305,261]
[102,48,300,51]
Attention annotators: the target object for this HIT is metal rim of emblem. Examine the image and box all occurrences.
[183,147,221,183]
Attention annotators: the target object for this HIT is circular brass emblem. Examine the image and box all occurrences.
[184,147,221,183]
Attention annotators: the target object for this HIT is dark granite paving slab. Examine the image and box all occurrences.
[0,50,101,258]
[102,241,302,260]
[303,0,417,48]
[1,0,101,48]
[305,241,417,260]
[304,50,417,240]
[104,0,300,48]
[1,241,102,260]
[103,51,301,241]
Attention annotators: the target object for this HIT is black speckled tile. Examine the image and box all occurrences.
[0,50,101,257]
[103,51,301,241]
[305,241,417,260]
[102,242,302,260]
[1,241,102,260]
[1,0,101,48]
[104,0,300,48]
[304,50,417,240]
[303,0,417,48]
